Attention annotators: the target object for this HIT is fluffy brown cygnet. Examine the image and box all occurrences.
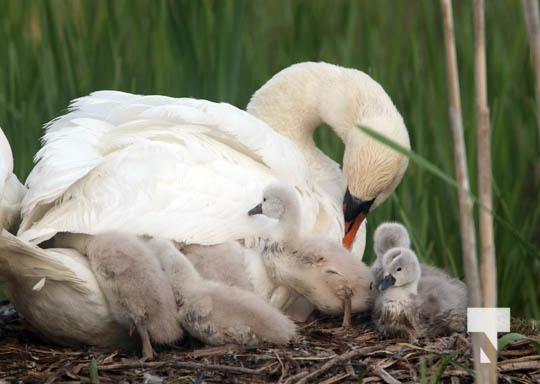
[370,222,456,290]
[370,222,411,289]
[248,182,372,327]
[176,242,253,290]
[146,237,296,346]
[87,232,183,359]
[373,246,468,339]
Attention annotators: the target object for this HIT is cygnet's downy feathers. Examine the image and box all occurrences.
[87,232,183,359]
[146,237,296,346]
[373,242,467,339]
[249,182,373,327]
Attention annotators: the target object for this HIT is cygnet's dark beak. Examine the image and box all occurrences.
[379,274,396,290]
[248,203,263,216]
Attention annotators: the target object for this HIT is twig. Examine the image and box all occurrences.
[188,344,243,358]
[499,359,540,372]
[96,360,272,375]
[345,359,355,377]
[320,372,351,384]
[273,349,287,383]
[293,346,381,384]
[522,0,540,154]
[284,370,309,384]
[369,365,400,384]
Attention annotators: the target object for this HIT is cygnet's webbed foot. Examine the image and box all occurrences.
[137,324,154,361]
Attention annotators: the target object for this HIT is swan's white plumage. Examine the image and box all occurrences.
[0,61,414,348]
[0,230,133,348]
[0,129,26,233]
[19,92,341,246]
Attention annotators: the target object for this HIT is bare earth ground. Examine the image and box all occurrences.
[0,303,539,384]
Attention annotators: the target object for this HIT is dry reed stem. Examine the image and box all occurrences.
[522,0,540,154]
[440,0,482,309]
[473,0,497,382]
[440,1,486,383]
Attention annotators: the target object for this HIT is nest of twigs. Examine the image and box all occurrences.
[0,303,539,384]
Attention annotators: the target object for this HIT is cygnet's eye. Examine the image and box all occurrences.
[263,198,267,202]
[396,267,402,272]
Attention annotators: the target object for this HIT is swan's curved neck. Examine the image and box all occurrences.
[247,62,401,146]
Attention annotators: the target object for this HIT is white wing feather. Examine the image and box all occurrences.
[19,91,343,245]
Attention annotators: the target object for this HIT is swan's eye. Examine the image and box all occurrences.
[396,267,402,272]
[263,198,266,202]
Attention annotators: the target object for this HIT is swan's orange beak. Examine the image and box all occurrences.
[342,188,375,249]
[342,210,366,249]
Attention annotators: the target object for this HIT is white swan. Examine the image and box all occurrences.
[0,128,136,348]
[247,62,410,249]
[0,62,409,346]
[18,62,409,256]
[0,230,135,349]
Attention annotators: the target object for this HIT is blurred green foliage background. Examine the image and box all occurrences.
[0,0,538,318]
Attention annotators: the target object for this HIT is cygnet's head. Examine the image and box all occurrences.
[373,222,411,258]
[248,182,299,221]
[379,248,420,290]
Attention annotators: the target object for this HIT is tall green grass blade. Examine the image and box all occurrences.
[498,333,540,355]
[402,343,476,377]
[89,358,99,384]
[419,358,427,384]
[429,353,456,384]
[358,125,539,259]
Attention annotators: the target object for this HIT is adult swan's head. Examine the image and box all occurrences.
[247,62,410,248]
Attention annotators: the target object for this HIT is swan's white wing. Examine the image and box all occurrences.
[0,230,91,293]
[19,91,343,245]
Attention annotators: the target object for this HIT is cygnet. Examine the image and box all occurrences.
[87,232,183,359]
[248,182,372,327]
[146,237,296,346]
[373,246,468,339]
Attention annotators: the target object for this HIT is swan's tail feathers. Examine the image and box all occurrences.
[0,230,89,295]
